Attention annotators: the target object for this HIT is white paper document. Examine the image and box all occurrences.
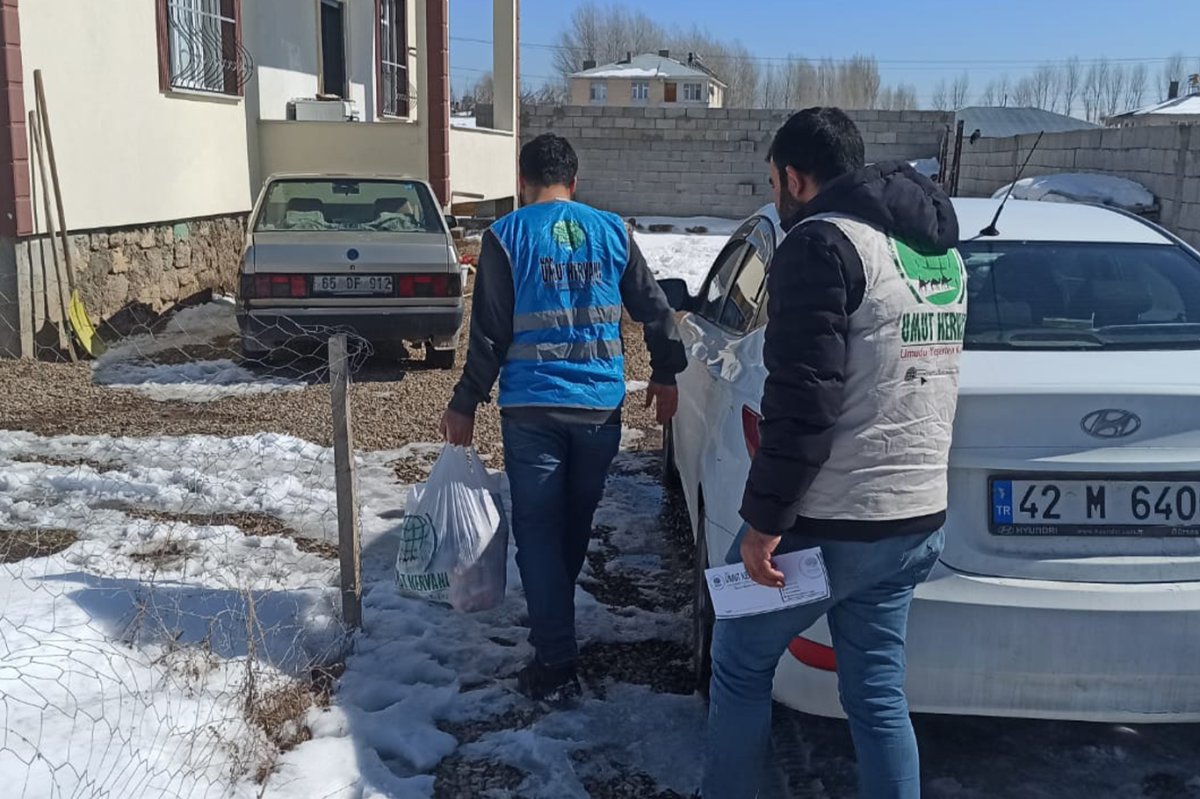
[705,548,831,620]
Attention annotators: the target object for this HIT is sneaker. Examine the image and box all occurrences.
[515,660,582,705]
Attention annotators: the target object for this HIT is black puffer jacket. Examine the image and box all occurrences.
[739,162,961,541]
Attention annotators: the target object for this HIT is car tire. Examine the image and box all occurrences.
[662,421,682,494]
[694,506,716,698]
[240,337,270,364]
[426,345,457,370]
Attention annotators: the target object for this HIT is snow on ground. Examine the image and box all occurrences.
[0,428,701,798]
[92,299,305,402]
[633,217,737,294]
[450,115,477,129]
[909,157,940,178]
[992,173,1157,213]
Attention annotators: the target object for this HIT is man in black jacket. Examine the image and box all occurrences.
[701,109,963,798]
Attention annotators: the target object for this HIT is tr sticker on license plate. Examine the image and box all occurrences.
[991,478,1200,536]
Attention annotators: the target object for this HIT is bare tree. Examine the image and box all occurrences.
[995,73,1012,107]
[1060,57,1082,116]
[930,79,949,111]
[473,71,494,104]
[1125,63,1149,112]
[1082,59,1108,122]
[1102,61,1128,119]
[1029,64,1057,110]
[1012,76,1035,107]
[978,81,997,106]
[1161,52,1187,100]
[950,72,971,109]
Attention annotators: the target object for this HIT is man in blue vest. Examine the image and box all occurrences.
[442,133,687,703]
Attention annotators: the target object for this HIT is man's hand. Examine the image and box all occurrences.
[645,382,679,425]
[440,408,475,447]
[741,527,785,588]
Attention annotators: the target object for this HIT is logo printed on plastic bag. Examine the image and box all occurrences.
[396,512,437,573]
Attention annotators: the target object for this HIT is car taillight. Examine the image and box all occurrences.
[789,636,837,672]
[250,275,308,299]
[397,274,461,298]
[742,406,762,459]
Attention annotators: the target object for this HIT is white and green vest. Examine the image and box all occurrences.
[797,213,967,522]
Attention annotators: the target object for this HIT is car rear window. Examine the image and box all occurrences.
[960,240,1200,350]
[254,179,443,234]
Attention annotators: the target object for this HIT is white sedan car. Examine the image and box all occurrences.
[660,198,1200,722]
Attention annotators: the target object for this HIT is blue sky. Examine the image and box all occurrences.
[450,0,1200,106]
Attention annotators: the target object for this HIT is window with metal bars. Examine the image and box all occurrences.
[378,0,411,117]
[157,0,247,96]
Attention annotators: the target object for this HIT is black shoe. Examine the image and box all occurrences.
[515,660,582,705]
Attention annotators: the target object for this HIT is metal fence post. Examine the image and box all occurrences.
[329,334,362,629]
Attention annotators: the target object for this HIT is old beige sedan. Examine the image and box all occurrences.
[238,173,463,368]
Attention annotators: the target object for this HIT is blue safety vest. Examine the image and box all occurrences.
[492,201,628,410]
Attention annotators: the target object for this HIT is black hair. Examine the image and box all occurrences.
[519,133,579,188]
[767,107,865,185]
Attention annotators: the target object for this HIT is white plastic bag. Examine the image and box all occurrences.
[395,445,509,612]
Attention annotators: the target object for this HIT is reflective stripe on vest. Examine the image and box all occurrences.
[511,304,623,334]
[493,201,628,410]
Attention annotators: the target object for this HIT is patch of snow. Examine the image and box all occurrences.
[450,115,477,129]
[625,380,648,392]
[630,216,743,236]
[909,158,940,178]
[579,68,660,78]
[992,173,1157,213]
[0,430,695,798]
[92,300,305,402]
[635,223,733,295]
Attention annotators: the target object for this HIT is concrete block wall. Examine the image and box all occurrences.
[519,105,952,218]
[955,125,1200,248]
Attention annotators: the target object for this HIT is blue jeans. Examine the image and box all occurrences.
[501,418,622,668]
[702,528,945,799]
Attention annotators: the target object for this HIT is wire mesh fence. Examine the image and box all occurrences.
[0,291,374,797]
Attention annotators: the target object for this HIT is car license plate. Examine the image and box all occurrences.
[314,275,394,296]
[991,478,1200,536]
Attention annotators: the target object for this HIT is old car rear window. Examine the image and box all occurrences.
[961,241,1200,350]
[254,179,443,234]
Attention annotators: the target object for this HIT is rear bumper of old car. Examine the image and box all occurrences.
[238,304,463,351]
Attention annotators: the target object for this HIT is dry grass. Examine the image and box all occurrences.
[248,663,344,784]
[119,509,338,559]
[128,539,191,566]
[0,528,80,563]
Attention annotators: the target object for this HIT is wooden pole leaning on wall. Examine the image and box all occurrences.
[28,109,76,361]
[329,334,363,630]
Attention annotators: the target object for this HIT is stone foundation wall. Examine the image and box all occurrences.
[9,213,246,355]
[73,215,247,321]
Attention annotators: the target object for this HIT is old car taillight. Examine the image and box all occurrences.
[397,274,461,298]
[252,275,308,299]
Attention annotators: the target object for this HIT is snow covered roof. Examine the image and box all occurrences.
[1112,93,1200,118]
[572,54,725,85]
[957,106,1097,139]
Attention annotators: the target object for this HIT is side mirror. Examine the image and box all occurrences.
[657,278,694,312]
[444,214,460,230]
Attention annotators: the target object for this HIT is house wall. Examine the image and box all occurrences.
[520,105,951,217]
[18,2,253,232]
[955,125,1200,248]
[257,119,429,183]
[569,76,718,109]
[449,127,517,202]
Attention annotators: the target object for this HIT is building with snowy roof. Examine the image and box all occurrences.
[570,51,727,109]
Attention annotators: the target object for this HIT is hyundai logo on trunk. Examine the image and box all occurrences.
[1080,409,1141,439]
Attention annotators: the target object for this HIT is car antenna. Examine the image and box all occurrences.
[980,130,1045,237]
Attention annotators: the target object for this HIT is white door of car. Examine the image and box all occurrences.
[674,215,777,555]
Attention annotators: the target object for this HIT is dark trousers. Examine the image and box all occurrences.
[501,418,622,667]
